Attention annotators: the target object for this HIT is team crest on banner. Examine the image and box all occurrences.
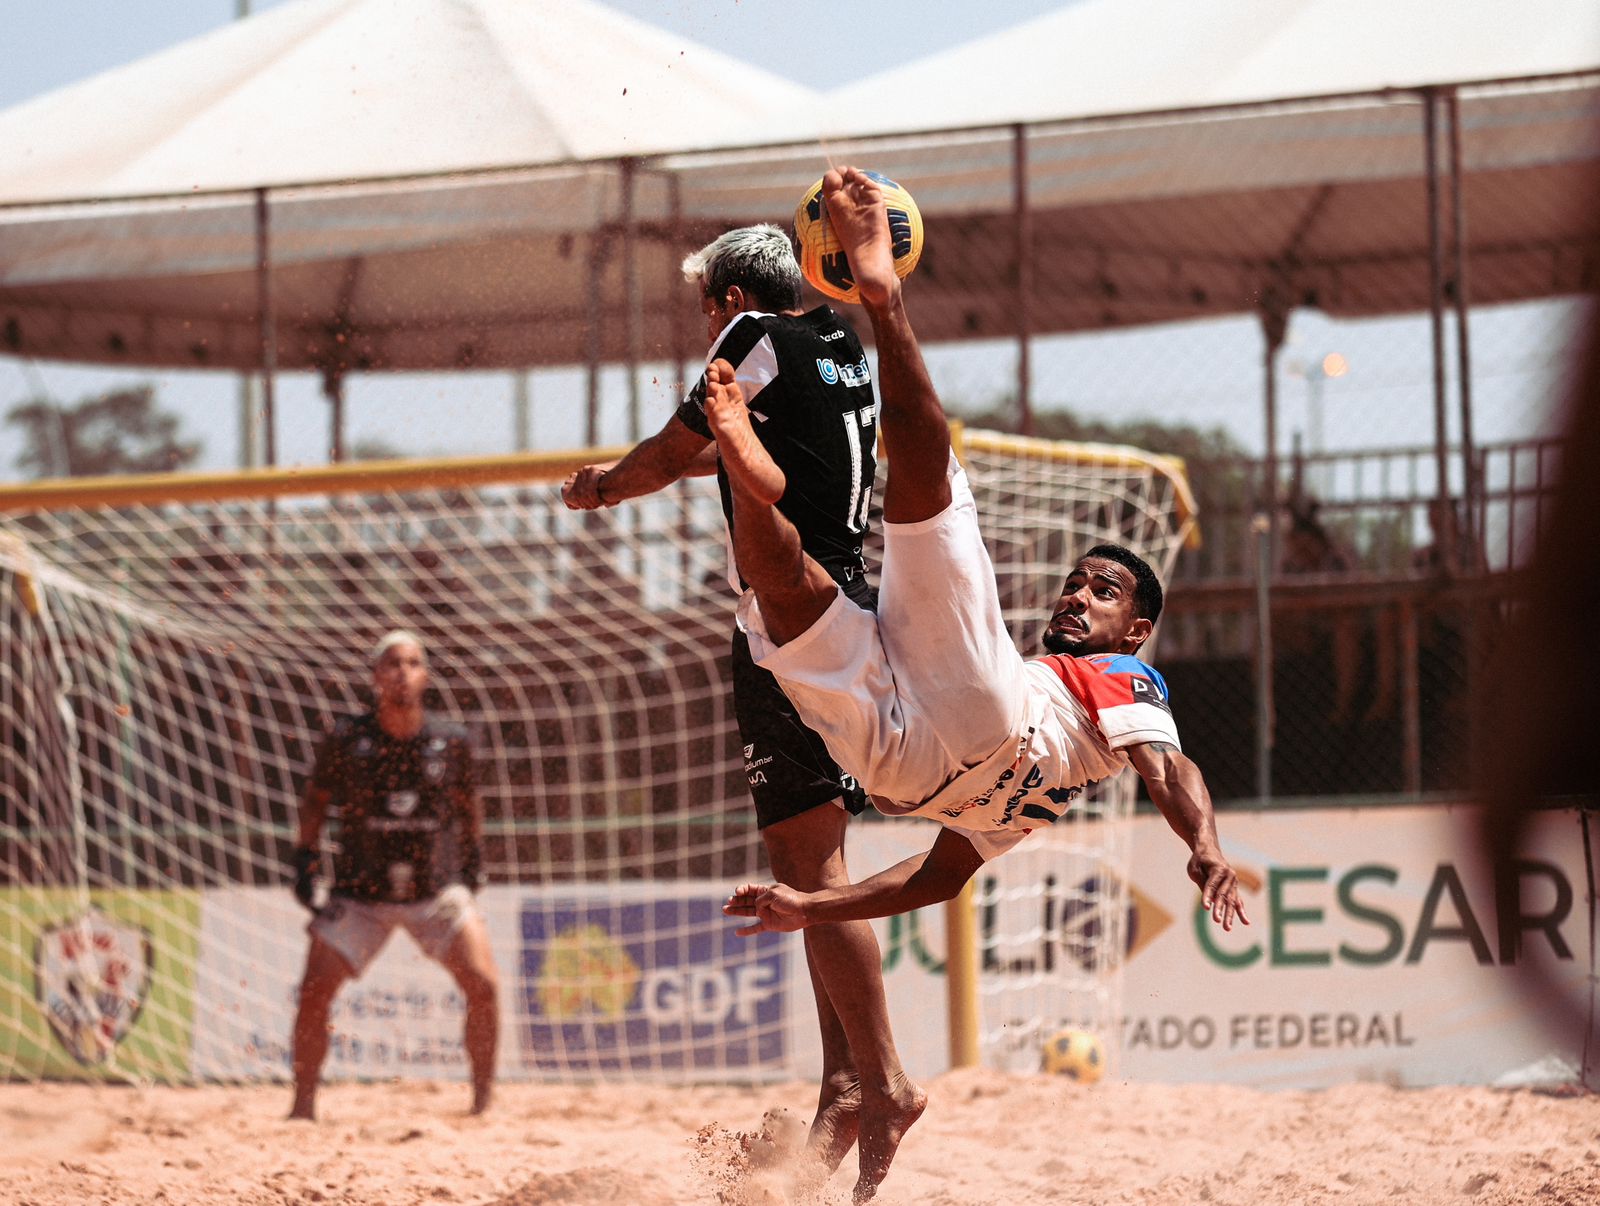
[34,910,153,1065]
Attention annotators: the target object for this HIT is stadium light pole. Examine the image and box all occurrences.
[1285,350,1347,497]
[1012,125,1034,437]
[235,0,260,470]
[1256,293,1290,805]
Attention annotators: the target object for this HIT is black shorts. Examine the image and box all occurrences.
[731,577,874,829]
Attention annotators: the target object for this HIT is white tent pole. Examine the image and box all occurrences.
[513,371,532,452]
[1255,297,1288,805]
[1012,124,1034,436]
[622,157,642,443]
[585,232,604,448]
[238,371,260,470]
[1423,90,1455,568]
[668,172,689,396]
[236,0,257,471]
[1446,88,1479,541]
[254,187,278,468]
[324,258,360,463]
[323,367,346,463]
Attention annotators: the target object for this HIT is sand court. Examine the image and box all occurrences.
[4,1071,1596,1205]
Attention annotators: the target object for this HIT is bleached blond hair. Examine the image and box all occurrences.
[371,629,426,666]
[681,224,802,311]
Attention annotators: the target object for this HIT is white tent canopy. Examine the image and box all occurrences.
[0,0,817,201]
[0,0,824,382]
[798,0,1600,139]
[0,0,1595,382]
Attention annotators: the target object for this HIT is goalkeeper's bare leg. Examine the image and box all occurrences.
[440,914,500,1115]
[705,165,948,1201]
[289,938,353,1120]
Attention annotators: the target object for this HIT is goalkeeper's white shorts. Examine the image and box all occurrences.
[310,884,478,976]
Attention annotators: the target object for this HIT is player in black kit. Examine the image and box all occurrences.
[287,631,500,1120]
[562,224,914,1191]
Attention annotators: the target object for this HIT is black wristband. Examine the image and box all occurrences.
[595,471,612,507]
[462,844,485,892]
[292,845,320,910]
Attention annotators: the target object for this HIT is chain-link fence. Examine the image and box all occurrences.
[1,75,1594,802]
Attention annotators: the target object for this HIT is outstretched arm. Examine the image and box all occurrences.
[1126,740,1249,930]
[724,827,986,934]
[561,414,711,509]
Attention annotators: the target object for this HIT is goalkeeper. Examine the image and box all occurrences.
[287,630,499,1121]
[716,168,1250,937]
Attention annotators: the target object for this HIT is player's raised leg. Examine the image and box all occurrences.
[704,359,838,646]
[822,167,953,527]
[289,938,353,1120]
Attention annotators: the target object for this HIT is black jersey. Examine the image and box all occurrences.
[676,308,877,590]
[308,713,476,903]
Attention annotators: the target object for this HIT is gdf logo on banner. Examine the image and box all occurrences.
[518,895,788,1076]
[34,909,152,1065]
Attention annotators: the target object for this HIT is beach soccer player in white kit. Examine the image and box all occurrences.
[716,166,1251,936]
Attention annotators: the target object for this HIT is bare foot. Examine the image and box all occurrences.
[853,1074,927,1202]
[809,1074,862,1174]
[821,168,900,312]
[287,1099,315,1122]
[470,1083,492,1116]
[705,359,785,504]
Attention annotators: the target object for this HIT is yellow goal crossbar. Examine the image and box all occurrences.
[0,447,636,514]
[0,431,1199,549]
[960,429,1200,547]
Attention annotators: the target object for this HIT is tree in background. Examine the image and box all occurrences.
[350,437,407,461]
[6,385,200,478]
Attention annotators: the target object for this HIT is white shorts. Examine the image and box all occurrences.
[742,456,1029,809]
[310,884,478,977]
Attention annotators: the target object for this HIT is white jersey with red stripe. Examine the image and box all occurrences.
[902,652,1181,858]
[747,454,1181,861]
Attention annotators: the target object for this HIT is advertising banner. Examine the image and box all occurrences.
[188,882,795,1083]
[1117,803,1588,1087]
[844,804,1591,1088]
[0,888,200,1082]
[518,886,790,1079]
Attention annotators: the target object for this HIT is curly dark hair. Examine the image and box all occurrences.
[1083,542,1164,625]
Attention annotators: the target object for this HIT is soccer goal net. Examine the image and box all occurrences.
[0,430,1194,1085]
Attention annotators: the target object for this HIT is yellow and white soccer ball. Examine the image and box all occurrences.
[1040,1027,1105,1083]
[793,170,924,304]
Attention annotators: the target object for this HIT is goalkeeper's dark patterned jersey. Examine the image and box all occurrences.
[309,713,476,903]
[676,307,878,592]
